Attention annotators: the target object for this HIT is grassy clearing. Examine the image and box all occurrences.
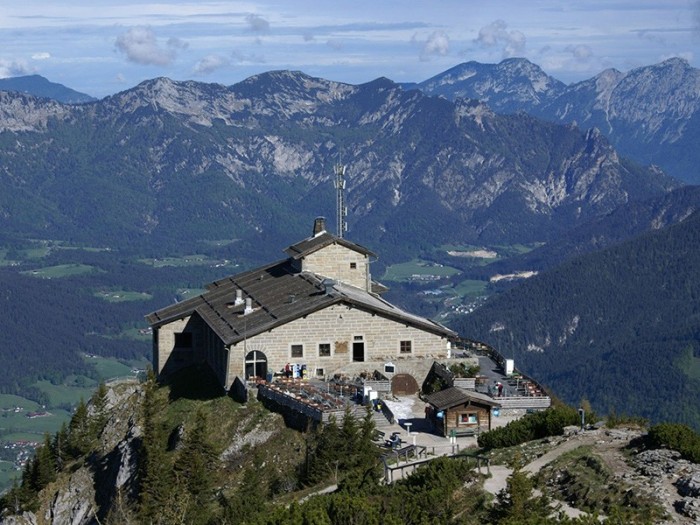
[451,279,489,297]
[20,263,100,279]
[138,254,222,268]
[0,409,72,437]
[83,355,137,380]
[0,249,20,267]
[0,461,18,490]
[94,290,153,302]
[0,395,40,412]
[382,259,460,282]
[117,327,152,341]
[177,288,206,300]
[199,239,239,247]
[33,381,95,408]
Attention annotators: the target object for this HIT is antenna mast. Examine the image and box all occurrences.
[334,164,347,238]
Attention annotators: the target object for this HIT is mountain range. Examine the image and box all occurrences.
[407,57,700,185]
[0,70,677,264]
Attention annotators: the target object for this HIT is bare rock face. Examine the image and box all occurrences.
[45,469,97,525]
[0,512,39,525]
[1,380,144,525]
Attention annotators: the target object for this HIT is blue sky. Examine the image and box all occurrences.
[1,1,698,98]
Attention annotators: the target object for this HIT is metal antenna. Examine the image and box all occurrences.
[334,163,347,238]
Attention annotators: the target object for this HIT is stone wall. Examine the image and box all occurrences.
[226,303,450,386]
[302,243,370,291]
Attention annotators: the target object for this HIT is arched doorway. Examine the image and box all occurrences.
[245,350,268,380]
[391,373,419,396]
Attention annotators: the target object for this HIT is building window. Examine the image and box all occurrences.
[318,343,331,357]
[460,413,478,424]
[290,344,304,358]
[350,262,357,269]
[316,368,324,377]
[174,332,192,348]
[399,340,412,354]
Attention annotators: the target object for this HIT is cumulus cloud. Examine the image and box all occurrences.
[115,27,186,66]
[193,54,230,75]
[31,52,51,60]
[565,44,593,61]
[475,20,526,58]
[0,59,31,77]
[246,14,269,32]
[412,30,449,61]
[421,30,450,60]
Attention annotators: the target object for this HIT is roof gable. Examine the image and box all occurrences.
[284,231,376,260]
[424,387,500,411]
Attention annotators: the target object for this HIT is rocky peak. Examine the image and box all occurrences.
[413,57,566,111]
[0,91,71,133]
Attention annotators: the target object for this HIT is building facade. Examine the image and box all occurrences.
[147,218,456,391]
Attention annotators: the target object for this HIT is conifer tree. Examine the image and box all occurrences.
[138,377,173,523]
[68,398,91,457]
[174,410,217,524]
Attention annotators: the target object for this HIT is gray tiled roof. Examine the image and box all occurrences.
[284,231,377,259]
[424,387,500,411]
[146,258,456,345]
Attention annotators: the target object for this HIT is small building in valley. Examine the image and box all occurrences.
[146,218,456,393]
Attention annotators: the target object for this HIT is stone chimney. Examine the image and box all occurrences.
[313,216,326,236]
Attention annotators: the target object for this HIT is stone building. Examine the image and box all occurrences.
[146,218,456,392]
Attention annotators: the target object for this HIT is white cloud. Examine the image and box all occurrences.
[0,59,31,77]
[565,44,593,61]
[115,27,185,66]
[31,52,51,60]
[194,54,230,75]
[475,20,526,58]
[420,30,450,61]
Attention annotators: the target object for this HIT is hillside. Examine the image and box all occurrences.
[2,375,700,524]
[451,210,700,429]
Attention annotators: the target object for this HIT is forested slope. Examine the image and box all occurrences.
[451,211,700,429]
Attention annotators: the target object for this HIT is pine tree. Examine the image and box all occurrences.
[138,377,173,523]
[68,398,91,457]
[174,410,217,524]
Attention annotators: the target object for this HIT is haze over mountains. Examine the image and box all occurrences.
[0,57,699,428]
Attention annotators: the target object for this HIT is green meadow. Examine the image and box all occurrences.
[382,259,460,282]
[21,264,100,279]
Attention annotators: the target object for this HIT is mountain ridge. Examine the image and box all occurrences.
[409,57,700,184]
[0,72,674,262]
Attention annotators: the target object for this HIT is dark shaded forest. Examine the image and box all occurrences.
[452,211,700,429]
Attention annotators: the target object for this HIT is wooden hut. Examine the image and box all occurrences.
[424,387,500,437]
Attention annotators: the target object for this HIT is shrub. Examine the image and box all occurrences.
[477,405,580,449]
[647,423,700,463]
